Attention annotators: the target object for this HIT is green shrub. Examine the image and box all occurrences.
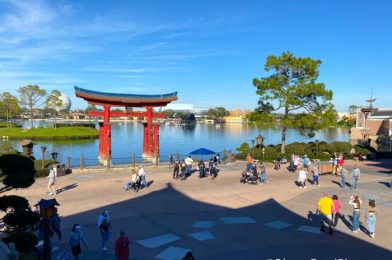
[285,142,307,155]
[3,210,40,231]
[0,195,29,211]
[2,232,38,253]
[326,144,336,154]
[264,146,278,159]
[331,141,351,155]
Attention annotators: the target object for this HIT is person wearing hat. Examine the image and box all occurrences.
[68,224,88,260]
[98,209,111,250]
[115,230,130,260]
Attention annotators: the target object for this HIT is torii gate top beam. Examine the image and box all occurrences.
[74,86,178,107]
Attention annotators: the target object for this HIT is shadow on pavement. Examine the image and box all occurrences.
[55,183,392,260]
[56,183,78,194]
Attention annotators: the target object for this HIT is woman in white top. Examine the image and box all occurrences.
[349,195,362,233]
[297,166,307,188]
[47,167,57,196]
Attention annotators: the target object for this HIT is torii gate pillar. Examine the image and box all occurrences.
[142,107,161,161]
[98,105,112,165]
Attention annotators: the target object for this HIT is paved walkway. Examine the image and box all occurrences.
[3,159,392,259]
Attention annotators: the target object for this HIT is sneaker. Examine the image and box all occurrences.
[317,185,320,187]
[304,186,307,188]
[48,193,53,196]
[102,247,108,251]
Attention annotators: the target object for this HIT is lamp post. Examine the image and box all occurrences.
[256,135,264,150]
[51,152,58,163]
[40,146,47,170]
[35,199,60,260]
[315,140,319,157]
[251,139,255,157]
[262,147,265,158]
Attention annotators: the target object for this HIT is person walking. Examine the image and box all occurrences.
[198,159,206,178]
[169,154,174,169]
[115,231,130,260]
[68,224,88,260]
[98,210,111,251]
[351,165,361,189]
[332,195,341,227]
[303,155,309,171]
[349,195,362,233]
[173,159,180,179]
[297,166,307,188]
[258,162,267,183]
[138,165,148,189]
[184,156,194,177]
[332,153,338,175]
[316,192,335,235]
[50,207,64,245]
[246,153,253,171]
[47,166,57,196]
[365,200,377,238]
[341,166,348,188]
[312,162,319,186]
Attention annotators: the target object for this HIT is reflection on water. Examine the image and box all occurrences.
[0,121,349,165]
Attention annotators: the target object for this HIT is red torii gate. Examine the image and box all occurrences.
[74,86,178,164]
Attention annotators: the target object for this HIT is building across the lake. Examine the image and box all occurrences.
[351,107,392,151]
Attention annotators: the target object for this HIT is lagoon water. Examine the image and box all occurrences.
[1,121,349,166]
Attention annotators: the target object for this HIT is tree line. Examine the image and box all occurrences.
[0,85,63,129]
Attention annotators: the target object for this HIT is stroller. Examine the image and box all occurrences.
[240,171,258,185]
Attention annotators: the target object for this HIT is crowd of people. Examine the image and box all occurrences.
[241,154,268,185]
[36,207,194,259]
[317,192,377,238]
[36,150,383,259]
[170,155,219,180]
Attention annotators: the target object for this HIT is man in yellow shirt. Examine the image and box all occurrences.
[316,192,335,234]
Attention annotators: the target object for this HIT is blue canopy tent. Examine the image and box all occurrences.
[189,148,216,160]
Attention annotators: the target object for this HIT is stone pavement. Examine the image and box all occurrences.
[3,159,392,259]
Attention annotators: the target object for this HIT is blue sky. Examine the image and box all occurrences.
[0,0,391,112]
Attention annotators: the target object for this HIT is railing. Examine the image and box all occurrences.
[65,149,235,170]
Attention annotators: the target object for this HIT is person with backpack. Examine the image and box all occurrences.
[98,210,111,251]
[351,165,361,189]
[173,159,180,179]
[68,224,88,260]
[115,230,130,260]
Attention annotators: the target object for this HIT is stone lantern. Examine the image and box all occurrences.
[19,139,34,157]
[35,199,60,260]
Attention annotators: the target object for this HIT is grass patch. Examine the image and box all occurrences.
[0,127,99,140]
[0,122,21,128]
